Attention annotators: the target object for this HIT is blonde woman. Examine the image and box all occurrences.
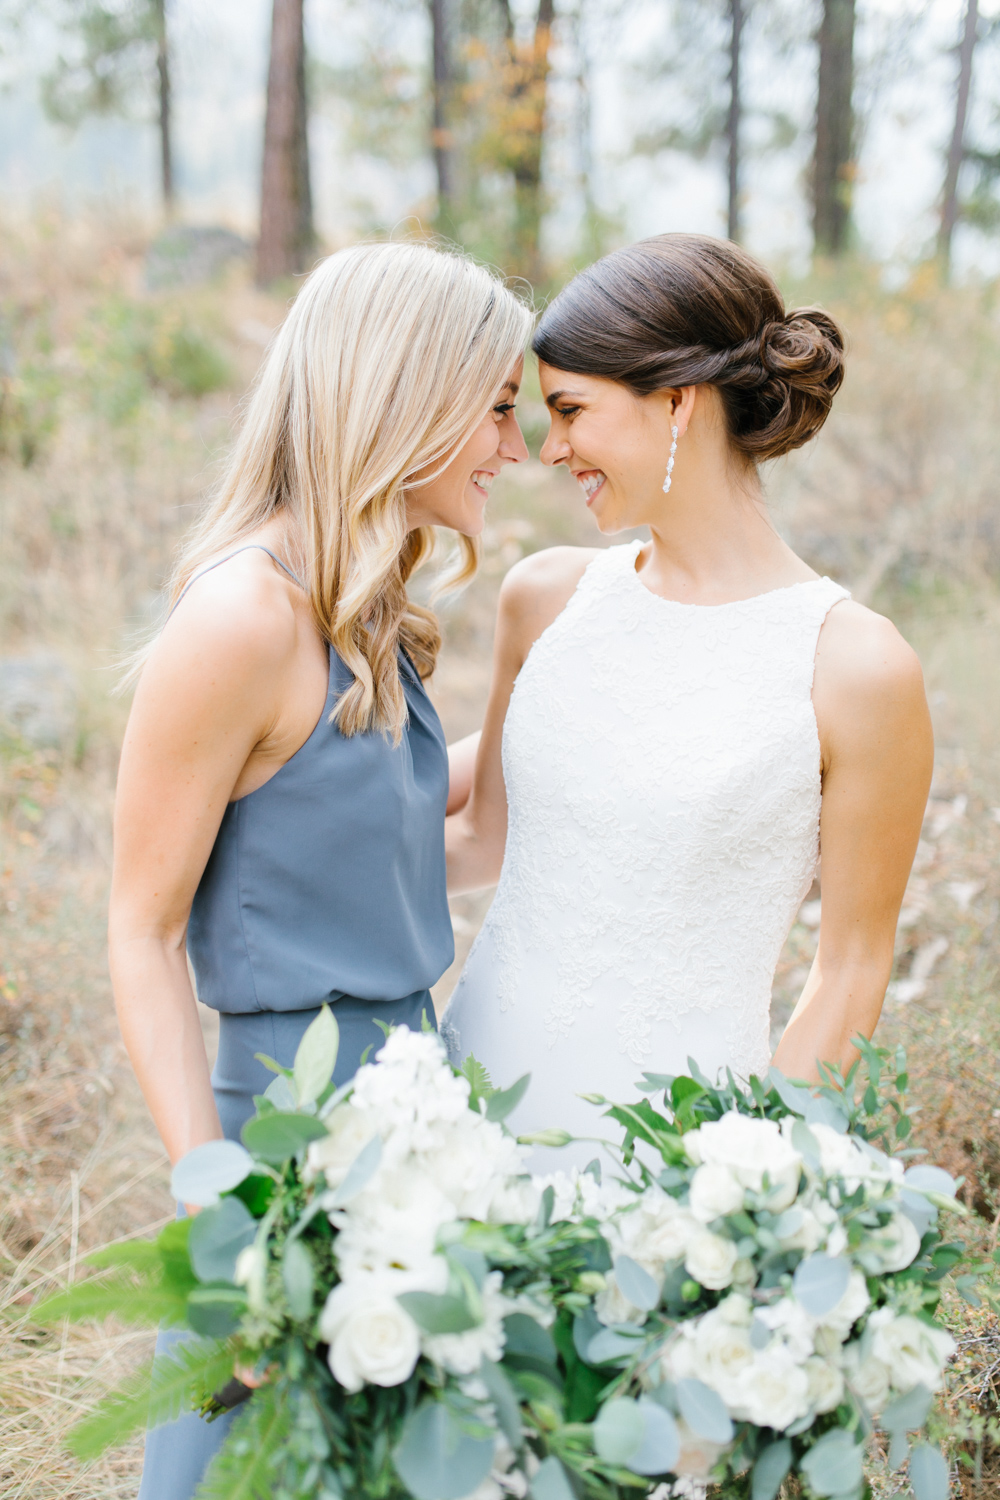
[109,241,530,1498]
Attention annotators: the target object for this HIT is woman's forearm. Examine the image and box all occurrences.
[447,732,481,816]
[109,928,222,1164]
[771,950,891,1083]
[445,807,506,895]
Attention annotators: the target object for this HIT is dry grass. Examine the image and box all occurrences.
[2,216,1000,1495]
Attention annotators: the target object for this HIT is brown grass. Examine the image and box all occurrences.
[2,215,999,1496]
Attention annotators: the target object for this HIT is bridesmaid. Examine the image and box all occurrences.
[107,241,530,1497]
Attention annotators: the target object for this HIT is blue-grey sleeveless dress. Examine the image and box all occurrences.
[138,547,454,1499]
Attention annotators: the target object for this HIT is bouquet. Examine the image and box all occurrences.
[36,1013,612,1500]
[536,1041,973,1500]
[36,1022,977,1500]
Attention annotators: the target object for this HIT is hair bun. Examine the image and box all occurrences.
[746,307,845,460]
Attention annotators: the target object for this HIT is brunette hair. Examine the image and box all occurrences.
[533,233,844,462]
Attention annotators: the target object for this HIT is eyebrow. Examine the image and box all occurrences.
[544,389,585,408]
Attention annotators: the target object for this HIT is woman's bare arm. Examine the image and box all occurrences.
[772,602,933,1082]
[109,567,306,1165]
[445,548,596,893]
[447,732,481,816]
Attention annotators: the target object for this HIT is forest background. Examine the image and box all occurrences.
[2,0,1000,1495]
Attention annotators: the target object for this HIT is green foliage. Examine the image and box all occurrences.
[75,296,231,423]
[0,307,60,465]
[197,1381,294,1499]
[67,1336,235,1459]
[41,0,162,128]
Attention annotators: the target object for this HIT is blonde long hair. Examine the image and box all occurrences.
[169,241,532,739]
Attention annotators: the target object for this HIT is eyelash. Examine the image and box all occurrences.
[555,405,580,418]
[493,402,516,418]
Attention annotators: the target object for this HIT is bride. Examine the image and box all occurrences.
[442,233,932,1166]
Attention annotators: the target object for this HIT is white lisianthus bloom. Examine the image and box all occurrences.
[689,1162,745,1223]
[841,1340,892,1413]
[319,1281,421,1392]
[595,1274,646,1327]
[689,1113,801,1210]
[816,1267,870,1340]
[685,1229,739,1291]
[871,1212,922,1273]
[349,1029,471,1161]
[418,1116,528,1221]
[487,1176,541,1226]
[621,1190,699,1271]
[306,1103,377,1186]
[869,1310,956,1392]
[423,1272,507,1375]
[685,1303,754,1405]
[805,1356,845,1414]
[730,1345,811,1430]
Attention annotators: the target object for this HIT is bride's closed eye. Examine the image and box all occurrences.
[493,401,516,420]
[553,404,580,418]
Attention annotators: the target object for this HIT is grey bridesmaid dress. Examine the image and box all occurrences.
[138,547,454,1498]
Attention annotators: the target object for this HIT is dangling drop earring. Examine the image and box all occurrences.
[662,424,679,494]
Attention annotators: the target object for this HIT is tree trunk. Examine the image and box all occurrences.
[429,0,454,230]
[510,0,555,283]
[726,0,743,242]
[938,0,979,269]
[257,0,314,285]
[152,0,173,213]
[813,0,855,256]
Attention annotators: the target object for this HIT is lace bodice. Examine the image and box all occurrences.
[443,544,849,1161]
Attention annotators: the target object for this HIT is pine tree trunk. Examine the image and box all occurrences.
[257,0,314,285]
[813,0,855,256]
[726,0,743,243]
[429,0,454,231]
[152,0,173,212]
[511,0,555,283]
[938,0,979,269]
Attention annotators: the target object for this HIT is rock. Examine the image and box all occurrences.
[0,653,78,749]
[145,225,250,291]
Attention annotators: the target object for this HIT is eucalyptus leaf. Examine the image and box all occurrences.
[793,1253,851,1317]
[881,1382,933,1436]
[908,1443,949,1500]
[593,1398,644,1463]
[675,1378,734,1443]
[587,1325,646,1365]
[573,1306,602,1362]
[263,1073,297,1111]
[900,1188,937,1236]
[904,1166,957,1199]
[799,1430,864,1497]
[281,1237,314,1320]
[187,1195,256,1284]
[503,1312,556,1364]
[325,1133,382,1207]
[627,1399,680,1476]
[240,1111,328,1164]
[186,1285,247,1339]
[293,1004,340,1107]
[170,1140,253,1207]
[397,1290,479,1335]
[485,1073,531,1122]
[392,1399,495,1500]
[751,1439,792,1500]
[614,1254,660,1312]
[768,1068,813,1116]
[530,1456,576,1500]
[802,1093,849,1134]
[791,1119,822,1172]
[479,1357,522,1447]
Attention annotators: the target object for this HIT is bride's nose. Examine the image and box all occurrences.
[539,424,571,468]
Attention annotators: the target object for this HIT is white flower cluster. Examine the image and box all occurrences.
[312,1029,537,1392]
[592,1110,955,1437]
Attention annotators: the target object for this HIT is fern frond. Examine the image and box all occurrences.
[66,1337,235,1460]
[461,1053,495,1102]
[85,1241,162,1272]
[196,1385,292,1500]
[34,1271,189,1328]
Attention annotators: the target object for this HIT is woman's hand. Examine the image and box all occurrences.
[772,601,933,1083]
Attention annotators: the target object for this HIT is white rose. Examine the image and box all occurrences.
[774,1206,826,1255]
[870,1312,956,1392]
[319,1282,420,1391]
[674,1417,729,1478]
[233,1243,267,1312]
[689,1162,745,1223]
[595,1275,645,1327]
[816,1268,869,1340]
[423,1272,507,1375]
[730,1346,811,1431]
[689,1306,754,1405]
[756,1296,816,1363]
[691,1113,801,1210]
[685,1230,739,1291]
[842,1341,892,1413]
[871,1212,922,1273]
[306,1103,377,1186]
[638,1201,700,1269]
[806,1356,844,1414]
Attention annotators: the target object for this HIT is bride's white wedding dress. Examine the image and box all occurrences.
[442,541,849,1167]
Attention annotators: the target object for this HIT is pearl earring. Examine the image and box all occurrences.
[662,424,679,494]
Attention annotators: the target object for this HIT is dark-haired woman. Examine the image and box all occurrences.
[443,234,932,1167]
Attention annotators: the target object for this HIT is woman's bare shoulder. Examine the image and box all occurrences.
[814,599,929,755]
[496,546,602,652]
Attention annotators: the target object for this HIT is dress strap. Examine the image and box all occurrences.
[168,545,306,618]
